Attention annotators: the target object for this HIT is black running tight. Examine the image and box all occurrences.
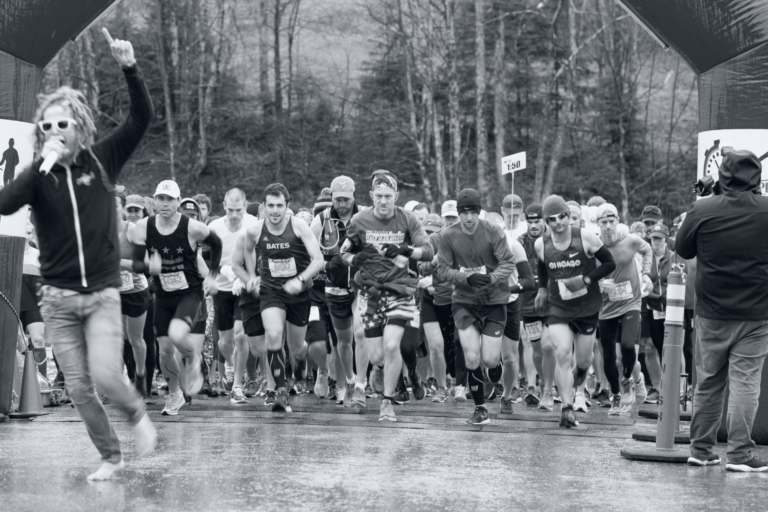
[598,311,640,395]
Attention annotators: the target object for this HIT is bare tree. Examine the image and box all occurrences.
[474,0,490,203]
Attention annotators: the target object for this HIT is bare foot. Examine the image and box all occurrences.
[87,460,125,481]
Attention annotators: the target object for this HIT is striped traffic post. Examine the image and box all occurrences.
[620,265,689,463]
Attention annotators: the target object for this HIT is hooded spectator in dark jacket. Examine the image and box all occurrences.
[676,148,768,472]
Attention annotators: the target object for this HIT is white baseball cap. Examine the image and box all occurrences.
[154,180,181,199]
[441,200,458,217]
[404,200,420,212]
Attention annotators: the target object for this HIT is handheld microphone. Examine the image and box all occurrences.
[40,151,59,174]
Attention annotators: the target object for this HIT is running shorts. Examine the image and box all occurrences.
[451,303,506,337]
[358,290,415,338]
[239,293,265,337]
[420,293,438,324]
[547,312,599,336]
[214,290,243,331]
[260,286,311,327]
[325,287,355,320]
[522,315,548,342]
[503,300,521,340]
[154,289,206,338]
[121,289,150,318]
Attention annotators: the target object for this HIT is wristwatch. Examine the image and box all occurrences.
[297,275,306,284]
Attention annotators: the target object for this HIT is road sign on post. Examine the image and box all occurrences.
[501,151,526,199]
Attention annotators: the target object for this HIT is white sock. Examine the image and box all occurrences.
[87,460,125,481]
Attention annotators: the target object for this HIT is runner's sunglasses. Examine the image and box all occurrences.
[547,212,569,223]
[38,118,78,132]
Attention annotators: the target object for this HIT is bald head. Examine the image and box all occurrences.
[224,188,247,203]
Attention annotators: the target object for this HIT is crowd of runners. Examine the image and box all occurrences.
[0,30,706,480]
[23,171,696,429]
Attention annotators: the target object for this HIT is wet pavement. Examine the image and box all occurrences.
[1,393,766,511]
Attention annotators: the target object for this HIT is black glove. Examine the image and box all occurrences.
[325,255,344,274]
[466,273,492,288]
[382,243,413,259]
[351,245,380,268]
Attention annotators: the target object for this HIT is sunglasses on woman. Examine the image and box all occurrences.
[547,212,569,223]
[38,118,78,132]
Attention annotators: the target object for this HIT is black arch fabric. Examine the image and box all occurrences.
[619,0,768,130]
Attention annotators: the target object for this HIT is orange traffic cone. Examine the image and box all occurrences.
[9,348,49,419]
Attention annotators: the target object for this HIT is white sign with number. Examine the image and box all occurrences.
[501,151,526,175]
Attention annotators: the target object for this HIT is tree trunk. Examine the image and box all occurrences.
[492,1,506,185]
[474,0,489,204]
[286,0,301,117]
[156,0,176,181]
[447,0,462,195]
[259,0,271,116]
[273,0,283,120]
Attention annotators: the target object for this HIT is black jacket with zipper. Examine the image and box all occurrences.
[0,65,153,293]
[676,150,768,321]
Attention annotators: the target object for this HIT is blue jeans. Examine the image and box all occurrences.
[690,316,768,464]
[41,285,145,463]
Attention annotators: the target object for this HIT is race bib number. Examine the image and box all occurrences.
[268,258,297,278]
[608,281,632,302]
[653,309,666,320]
[557,278,587,300]
[524,321,543,339]
[119,271,134,292]
[309,306,320,322]
[460,265,487,275]
[159,271,189,292]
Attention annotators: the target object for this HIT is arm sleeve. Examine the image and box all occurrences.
[537,259,549,290]
[91,65,154,183]
[636,236,652,275]
[419,234,440,276]
[132,244,149,274]
[436,231,467,285]
[488,226,515,285]
[585,246,616,282]
[509,261,534,293]
[0,168,38,215]
[204,231,223,273]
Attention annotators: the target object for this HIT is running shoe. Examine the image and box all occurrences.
[306,375,315,394]
[608,394,622,416]
[370,366,385,395]
[294,379,308,395]
[257,379,269,397]
[524,386,540,406]
[494,382,504,398]
[519,377,528,390]
[379,399,396,422]
[264,390,276,405]
[394,388,411,405]
[221,374,234,393]
[288,377,298,396]
[582,389,592,407]
[183,392,192,405]
[726,457,768,473]
[432,387,448,403]
[559,404,579,428]
[365,383,375,398]
[688,453,721,467]
[538,389,554,412]
[509,387,523,404]
[199,380,217,397]
[552,387,562,403]
[272,388,292,412]
[315,372,329,398]
[343,381,357,408]
[620,377,636,412]
[452,385,467,403]
[590,383,603,399]
[499,397,514,415]
[635,374,648,405]
[427,377,438,393]
[574,393,588,413]
[409,369,426,400]
[243,379,260,398]
[468,406,490,425]
[230,385,248,404]
[645,388,660,404]
[327,379,338,400]
[162,390,186,416]
[350,385,367,409]
[593,388,612,407]
[336,386,346,405]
